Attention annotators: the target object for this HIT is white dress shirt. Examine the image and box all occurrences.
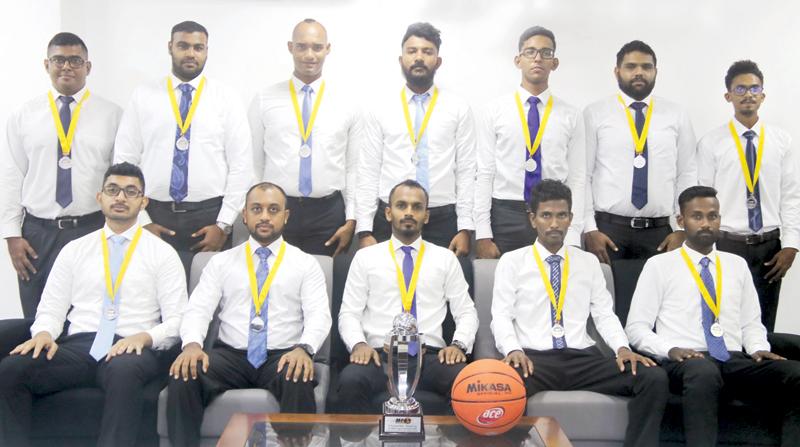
[1,87,121,238]
[583,92,697,231]
[249,77,362,219]
[113,74,253,226]
[491,240,630,355]
[338,235,478,352]
[697,119,800,249]
[625,243,769,359]
[475,87,586,246]
[355,85,476,233]
[180,236,331,352]
[30,223,188,349]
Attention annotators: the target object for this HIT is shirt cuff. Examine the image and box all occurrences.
[355,218,373,234]
[216,208,237,227]
[0,222,22,238]
[181,333,205,349]
[475,222,493,241]
[780,233,800,251]
[456,216,475,232]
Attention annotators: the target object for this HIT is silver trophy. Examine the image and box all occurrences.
[379,312,426,441]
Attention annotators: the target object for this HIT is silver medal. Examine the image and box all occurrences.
[58,156,72,170]
[411,152,419,165]
[746,194,758,210]
[551,323,565,338]
[176,136,190,151]
[105,306,118,321]
[710,322,724,337]
[250,316,265,332]
[299,144,312,158]
[525,158,538,172]
[633,154,647,169]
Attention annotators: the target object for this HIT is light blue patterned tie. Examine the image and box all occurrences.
[546,255,567,349]
[412,93,430,192]
[247,247,271,368]
[699,257,730,362]
[169,83,193,202]
[400,246,419,356]
[89,235,126,361]
[298,84,313,197]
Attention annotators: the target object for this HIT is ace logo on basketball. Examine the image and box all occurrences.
[477,407,505,425]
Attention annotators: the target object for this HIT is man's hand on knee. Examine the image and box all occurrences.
[10,331,57,360]
[170,342,209,381]
[350,342,380,366]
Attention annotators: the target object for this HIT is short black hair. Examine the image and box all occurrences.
[388,179,429,208]
[246,182,288,206]
[402,22,441,51]
[528,179,572,214]
[678,186,718,213]
[103,162,145,193]
[171,21,208,39]
[616,40,657,67]
[47,32,88,54]
[518,26,556,51]
[725,60,764,91]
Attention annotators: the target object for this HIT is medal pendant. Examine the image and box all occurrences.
[633,154,647,169]
[411,152,419,165]
[746,194,758,210]
[176,136,190,151]
[710,322,724,338]
[58,156,72,170]
[299,144,312,158]
[525,158,538,172]
[250,316,265,332]
[105,307,118,321]
[551,323,565,338]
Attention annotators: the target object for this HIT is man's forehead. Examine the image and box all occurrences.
[104,175,140,187]
[48,45,86,57]
[172,32,207,44]
[292,22,328,43]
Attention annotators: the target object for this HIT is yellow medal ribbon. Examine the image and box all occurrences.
[289,80,326,144]
[166,76,206,137]
[401,87,439,148]
[617,94,654,155]
[514,93,554,160]
[679,248,723,318]
[728,121,765,195]
[245,241,287,316]
[48,90,91,157]
[101,226,143,303]
[388,240,426,313]
[532,245,570,322]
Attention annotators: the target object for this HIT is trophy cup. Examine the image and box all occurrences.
[379,312,426,441]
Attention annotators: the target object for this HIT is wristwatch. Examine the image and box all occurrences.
[216,222,233,235]
[294,343,315,358]
[450,340,467,352]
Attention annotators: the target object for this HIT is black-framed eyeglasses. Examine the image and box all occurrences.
[102,184,143,199]
[49,55,86,69]
[731,85,763,96]
[520,47,555,60]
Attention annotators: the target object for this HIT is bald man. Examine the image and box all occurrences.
[249,18,362,256]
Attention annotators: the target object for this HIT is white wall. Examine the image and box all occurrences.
[3,0,798,333]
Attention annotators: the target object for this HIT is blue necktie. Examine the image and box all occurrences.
[56,96,74,208]
[743,130,763,232]
[699,257,730,362]
[546,255,566,349]
[524,96,542,203]
[89,235,126,361]
[630,101,649,209]
[298,84,313,197]
[169,83,193,202]
[247,247,271,368]
[412,93,431,192]
[400,246,419,356]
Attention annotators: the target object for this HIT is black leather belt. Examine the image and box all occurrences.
[491,198,529,212]
[287,190,342,205]
[721,229,780,245]
[24,211,104,230]
[148,196,223,214]
[595,211,670,229]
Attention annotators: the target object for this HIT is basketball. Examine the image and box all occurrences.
[451,359,527,436]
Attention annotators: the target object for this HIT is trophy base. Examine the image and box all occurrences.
[379,411,425,442]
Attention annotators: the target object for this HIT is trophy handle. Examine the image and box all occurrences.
[386,334,400,400]
[406,335,423,398]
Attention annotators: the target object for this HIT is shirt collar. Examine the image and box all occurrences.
[291,75,324,94]
[618,90,652,107]
[49,85,88,103]
[102,223,140,241]
[390,234,423,253]
[533,239,567,258]
[170,73,204,90]
[517,85,551,105]
[404,84,436,103]
[681,242,719,266]
[732,117,762,136]
[248,235,284,256]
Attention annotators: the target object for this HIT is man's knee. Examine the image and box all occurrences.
[100,352,159,388]
[679,358,723,393]
[0,355,34,392]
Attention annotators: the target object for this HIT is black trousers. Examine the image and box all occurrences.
[336,349,465,414]
[0,332,164,447]
[716,237,782,332]
[596,215,672,261]
[662,352,800,447]
[489,198,537,254]
[283,191,346,256]
[167,344,316,447]
[17,212,104,318]
[513,347,668,447]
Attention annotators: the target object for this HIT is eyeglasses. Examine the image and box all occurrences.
[102,184,143,198]
[731,85,763,96]
[519,47,555,60]
[48,55,86,69]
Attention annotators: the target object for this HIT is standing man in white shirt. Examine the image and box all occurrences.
[250,18,360,256]
[0,162,187,447]
[338,180,478,414]
[492,179,667,447]
[166,182,331,447]
[1,32,121,317]
[697,60,799,332]
[584,40,696,264]
[475,26,585,257]
[626,185,799,447]
[114,21,253,274]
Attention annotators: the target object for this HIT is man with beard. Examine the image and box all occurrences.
[492,179,667,447]
[626,185,800,447]
[0,162,187,447]
[166,182,331,447]
[696,60,799,332]
[338,180,478,414]
[1,32,121,317]
[584,40,697,264]
[114,21,252,276]
[249,18,361,257]
[475,26,585,257]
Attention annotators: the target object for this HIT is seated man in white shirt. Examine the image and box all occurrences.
[0,162,187,447]
[492,179,668,447]
[166,182,332,447]
[626,185,800,447]
[338,179,478,414]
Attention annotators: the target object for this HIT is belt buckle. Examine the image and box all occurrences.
[170,202,187,213]
[57,218,77,230]
[630,217,649,229]
[745,234,761,245]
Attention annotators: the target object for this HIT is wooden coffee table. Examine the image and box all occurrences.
[218,413,572,446]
